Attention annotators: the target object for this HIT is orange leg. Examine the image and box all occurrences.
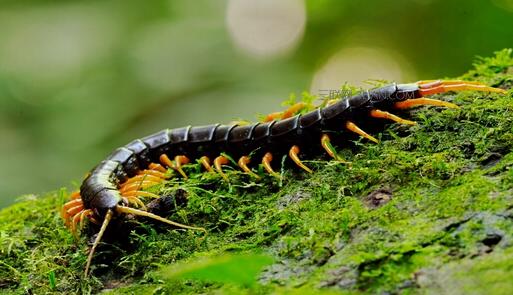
[321,134,337,159]
[114,161,171,221]
[124,196,147,210]
[214,156,230,181]
[137,169,167,179]
[62,198,83,214]
[263,111,284,122]
[370,109,416,125]
[200,156,215,173]
[70,191,81,200]
[62,202,81,224]
[79,209,94,229]
[288,145,313,173]
[66,204,84,218]
[121,174,163,186]
[281,102,308,120]
[62,195,85,227]
[262,152,280,178]
[120,178,162,191]
[394,98,459,110]
[122,190,161,199]
[345,121,378,143]
[71,209,86,234]
[320,134,350,163]
[160,154,190,179]
[263,102,308,122]
[238,156,260,179]
[120,180,161,193]
[148,163,167,173]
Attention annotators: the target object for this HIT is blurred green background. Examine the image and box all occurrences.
[1,0,512,208]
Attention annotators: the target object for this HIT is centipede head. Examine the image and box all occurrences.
[83,205,206,277]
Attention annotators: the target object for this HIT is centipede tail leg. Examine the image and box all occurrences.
[289,145,313,173]
[345,121,379,143]
[417,80,506,96]
[238,156,260,179]
[417,79,486,86]
[214,156,230,181]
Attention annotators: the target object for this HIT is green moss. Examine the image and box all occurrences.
[1,49,513,294]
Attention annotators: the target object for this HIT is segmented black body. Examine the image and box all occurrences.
[80,83,420,216]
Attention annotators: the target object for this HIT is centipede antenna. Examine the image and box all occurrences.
[345,121,379,143]
[262,152,280,178]
[214,156,230,181]
[116,205,206,232]
[288,145,313,173]
[394,98,459,110]
[200,156,215,173]
[84,209,113,277]
[238,156,260,179]
[370,109,416,125]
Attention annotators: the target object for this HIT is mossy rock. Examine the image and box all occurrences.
[1,49,513,294]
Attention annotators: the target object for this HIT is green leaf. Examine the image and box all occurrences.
[48,270,56,290]
[160,253,274,287]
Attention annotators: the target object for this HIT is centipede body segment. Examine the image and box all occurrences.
[60,79,506,276]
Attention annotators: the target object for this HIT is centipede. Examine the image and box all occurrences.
[61,79,506,277]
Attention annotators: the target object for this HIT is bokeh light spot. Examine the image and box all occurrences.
[226,0,306,58]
